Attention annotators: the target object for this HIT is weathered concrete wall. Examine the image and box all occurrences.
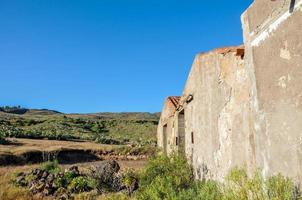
[157,97,180,154]
[158,0,302,183]
[158,47,250,181]
[178,47,251,181]
[242,0,302,182]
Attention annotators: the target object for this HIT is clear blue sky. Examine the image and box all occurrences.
[0,0,253,113]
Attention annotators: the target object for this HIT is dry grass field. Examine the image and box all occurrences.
[0,138,118,155]
[0,138,151,167]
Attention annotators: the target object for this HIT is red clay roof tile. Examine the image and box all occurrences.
[167,96,181,109]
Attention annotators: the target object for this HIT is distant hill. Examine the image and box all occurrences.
[0,106,29,115]
[0,106,61,115]
[0,107,160,146]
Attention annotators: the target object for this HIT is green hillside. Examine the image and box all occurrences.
[0,107,160,146]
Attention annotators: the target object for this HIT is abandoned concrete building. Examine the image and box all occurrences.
[158,0,302,183]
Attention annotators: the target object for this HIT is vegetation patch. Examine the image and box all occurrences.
[134,153,301,200]
[9,160,138,200]
[1,154,301,200]
[0,132,6,144]
[0,107,159,147]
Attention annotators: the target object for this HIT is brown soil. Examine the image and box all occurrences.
[0,138,148,166]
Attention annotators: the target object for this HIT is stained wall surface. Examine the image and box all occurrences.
[158,0,302,183]
[158,47,250,181]
[242,0,302,182]
[179,47,250,181]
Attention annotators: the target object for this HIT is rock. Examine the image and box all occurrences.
[29,179,46,194]
[31,168,39,175]
[15,162,129,198]
[67,166,80,176]
[35,181,46,192]
[42,188,50,196]
[47,173,55,183]
[92,160,120,184]
[127,179,139,195]
[15,175,27,187]
[29,181,39,194]
[54,187,71,200]
[43,182,55,195]
[57,194,69,200]
[90,160,126,192]
[111,174,125,192]
[58,172,64,178]
[32,169,43,178]
[42,171,49,178]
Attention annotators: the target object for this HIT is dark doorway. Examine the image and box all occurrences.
[163,124,168,154]
[289,0,296,13]
[178,110,186,155]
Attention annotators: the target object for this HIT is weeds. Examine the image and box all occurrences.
[222,168,299,200]
[68,176,98,193]
[122,169,139,195]
[136,152,193,200]
[266,174,296,200]
[41,160,61,174]
[134,153,300,200]
[1,154,300,200]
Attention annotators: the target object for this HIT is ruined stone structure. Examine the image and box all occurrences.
[157,96,180,155]
[158,0,302,183]
[242,0,302,182]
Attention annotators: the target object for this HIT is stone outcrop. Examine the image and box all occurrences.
[158,0,302,184]
[14,160,138,199]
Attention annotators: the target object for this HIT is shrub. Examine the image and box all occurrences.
[178,180,223,200]
[68,176,98,193]
[223,167,250,200]
[136,152,193,199]
[0,132,6,144]
[266,174,296,200]
[135,154,300,200]
[0,112,158,146]
[41,160,60,174]
[222,168,299,200]
[52,169,79,188]
[64,171,78,184]
[122,169,139,195]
